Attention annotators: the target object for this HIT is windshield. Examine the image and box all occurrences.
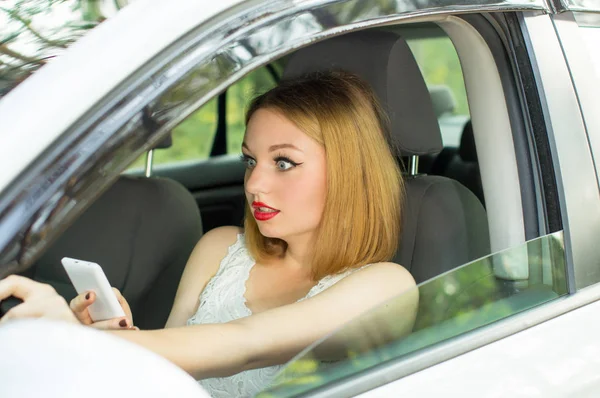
[259,231,567,397]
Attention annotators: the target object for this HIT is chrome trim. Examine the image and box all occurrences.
[408,155,419,176]
[307,282,600,398]
[0,0,554,275]
[145,150,154,178]
[520,13,600,289]
[552,13,600,192]
[556,0,600,13]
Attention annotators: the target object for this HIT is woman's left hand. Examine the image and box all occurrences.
[0,275,80,324]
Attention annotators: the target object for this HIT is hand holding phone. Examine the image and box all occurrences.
[61,257,125,322]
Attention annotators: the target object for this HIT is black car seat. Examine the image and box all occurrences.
[284,30,490,284]
[431,120,485,207]
[24,138,203,330]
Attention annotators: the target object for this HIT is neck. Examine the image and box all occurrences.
[280,232,315,274]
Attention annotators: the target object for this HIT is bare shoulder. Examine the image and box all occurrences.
[196,225,243,252]
[186,225,242,274]
[165,226,243,327]
[344,262,416,291]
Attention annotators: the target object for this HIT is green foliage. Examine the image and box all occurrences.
[128,99,218,169]
[1,2,467,167]
[0,0,125,96]
[226,67,275,155]
[148,38,468,167]
[408,37,469,115]
[129,67,275,169]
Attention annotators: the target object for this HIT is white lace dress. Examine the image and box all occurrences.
[187,234,369,398]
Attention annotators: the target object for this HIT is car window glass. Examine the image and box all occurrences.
[259,232,567,397]
[226,67,277,155]
[407,37,469,147]
[127,98,218,169]
[127,67,275,170]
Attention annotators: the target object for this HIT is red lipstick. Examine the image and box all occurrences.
[252,201,280,221]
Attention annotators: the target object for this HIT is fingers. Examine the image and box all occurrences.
[1,294,77,324]
[112,287,133,323]
[1,302,44,322]
[90,316,135,331]
[69,291,95,325]
[112,287,123,301]
[0,276,79,325]
[0,275,56,301]
[69,287,134,327]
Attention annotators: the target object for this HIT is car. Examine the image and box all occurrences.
[0,0,599,396]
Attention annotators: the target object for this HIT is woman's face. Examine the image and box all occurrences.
[242,108,327,242]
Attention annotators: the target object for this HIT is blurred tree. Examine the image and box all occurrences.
[0,0,131,97]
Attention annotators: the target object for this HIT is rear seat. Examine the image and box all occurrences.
[431,120,485,207]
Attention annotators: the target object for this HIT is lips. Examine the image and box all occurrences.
[252,201,280,221]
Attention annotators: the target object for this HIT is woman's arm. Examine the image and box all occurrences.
[0,226,240,331]
[111,262,418,379]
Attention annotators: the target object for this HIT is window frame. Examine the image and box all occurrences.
[521,11,600,290]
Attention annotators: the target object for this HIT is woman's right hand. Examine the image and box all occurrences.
[70,288,136,330]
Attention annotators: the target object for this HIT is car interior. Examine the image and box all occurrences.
[17,16,540,333]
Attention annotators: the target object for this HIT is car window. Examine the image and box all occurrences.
[407,36,469,147]
[259,232,567,397]
[127,67,275,170]
[127,99,218,169]
[226,67,277,155]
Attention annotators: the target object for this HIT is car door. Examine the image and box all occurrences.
[258,5,600,397]
[0,1,599,396]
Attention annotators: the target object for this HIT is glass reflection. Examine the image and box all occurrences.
[562,0,600,12]
[260,231,567,397]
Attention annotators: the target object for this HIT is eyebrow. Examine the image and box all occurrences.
[241,142,302,152]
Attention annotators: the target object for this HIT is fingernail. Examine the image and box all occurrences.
[119,319,128,328]
[85,292,90,300]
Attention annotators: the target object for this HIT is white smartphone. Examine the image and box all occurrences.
[61,257,125,322]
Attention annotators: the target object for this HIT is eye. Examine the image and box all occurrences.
[275,156,299,171]
[240,154,256,169]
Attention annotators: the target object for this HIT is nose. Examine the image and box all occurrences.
[244,164,272,196]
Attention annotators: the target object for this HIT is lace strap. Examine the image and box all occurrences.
[301,263,373,301]
[204,233,246,283]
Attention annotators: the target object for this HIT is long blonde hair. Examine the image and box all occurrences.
[244,70,404,281]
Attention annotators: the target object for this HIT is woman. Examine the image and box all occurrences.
[0,71,417,397]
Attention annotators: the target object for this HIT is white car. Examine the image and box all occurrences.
[1,0,599,396]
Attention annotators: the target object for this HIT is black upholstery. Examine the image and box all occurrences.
[284,31,443,156]
[30,176,202,329]
[284,30,490,283]
[395,176,489,282]
[431,121,485,206]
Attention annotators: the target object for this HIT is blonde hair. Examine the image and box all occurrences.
[244,70,404,281]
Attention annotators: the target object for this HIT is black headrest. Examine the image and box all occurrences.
[283,30,442,156]
[459,120,477,162]
[143,108,172,149]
